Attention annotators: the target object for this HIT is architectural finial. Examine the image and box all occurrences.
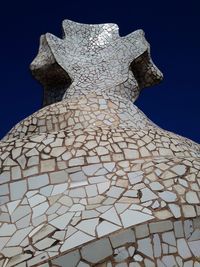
[30,19,163,106]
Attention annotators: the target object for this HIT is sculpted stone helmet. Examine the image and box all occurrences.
[30,19,163,106]
[0,19,200,267]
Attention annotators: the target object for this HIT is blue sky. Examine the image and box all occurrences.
[0,0,199,143]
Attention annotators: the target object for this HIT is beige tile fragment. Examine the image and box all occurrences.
[124,149,139,159]
[50,147,66,157]
[149,220,173,233]
[41,159,56,172]
[68,157,85,167]
[182,205,196,217]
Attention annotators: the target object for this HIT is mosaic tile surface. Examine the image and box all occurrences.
[0,19,200,267]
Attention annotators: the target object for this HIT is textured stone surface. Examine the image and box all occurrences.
[81,238,113,263]
[0,19,200,267]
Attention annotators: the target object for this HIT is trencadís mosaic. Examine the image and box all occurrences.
[0,19,200,267]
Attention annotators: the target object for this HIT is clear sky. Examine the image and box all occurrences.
[0,0,199,143]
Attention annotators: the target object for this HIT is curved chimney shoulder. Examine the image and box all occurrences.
[30,35,72,106]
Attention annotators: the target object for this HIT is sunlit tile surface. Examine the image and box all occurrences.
[0,19,200,266]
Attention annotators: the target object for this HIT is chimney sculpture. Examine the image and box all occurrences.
[0,20,200,267]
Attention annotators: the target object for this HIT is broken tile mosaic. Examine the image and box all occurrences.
[0,19,200,267]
